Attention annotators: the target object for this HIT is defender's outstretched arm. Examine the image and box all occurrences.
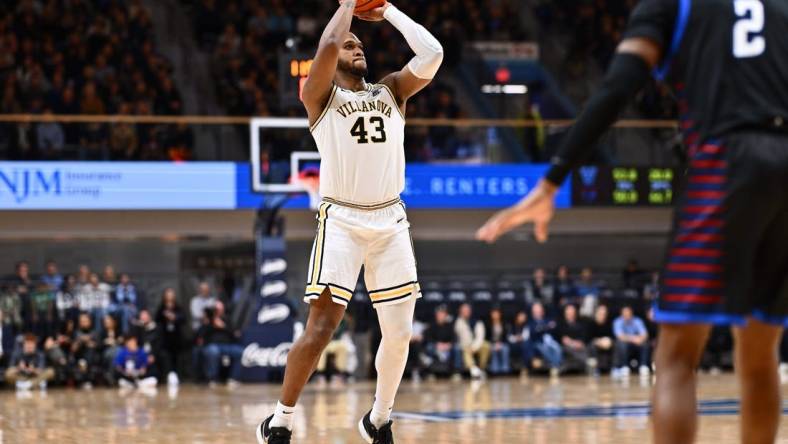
[543,38,661,186]
[476,38,662,244]
[302,0,357,123]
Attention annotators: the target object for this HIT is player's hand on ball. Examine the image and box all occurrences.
[355,1,389,21]
[476,180,557,244]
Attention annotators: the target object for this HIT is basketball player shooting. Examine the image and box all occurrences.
[477,0,788,443]
[256,1,443,443]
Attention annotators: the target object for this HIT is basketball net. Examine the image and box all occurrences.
[293,173,321,211]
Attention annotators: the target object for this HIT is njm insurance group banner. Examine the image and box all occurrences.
[0,162,236,210]
[0,161,571,210]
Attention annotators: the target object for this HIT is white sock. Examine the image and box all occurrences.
[371,397,394,427]
[371,296,416,428]
[270,401,296,430]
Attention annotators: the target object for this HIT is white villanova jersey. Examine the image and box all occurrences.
[310,83,406,205]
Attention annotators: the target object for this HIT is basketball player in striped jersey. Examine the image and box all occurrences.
[256,1,442,443]
[478,0,788,442]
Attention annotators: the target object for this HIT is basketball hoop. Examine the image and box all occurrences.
[292,169,321,211]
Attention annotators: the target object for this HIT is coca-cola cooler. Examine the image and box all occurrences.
[237,212,300,382]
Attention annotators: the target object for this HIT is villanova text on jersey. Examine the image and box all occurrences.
[335,99,393,119]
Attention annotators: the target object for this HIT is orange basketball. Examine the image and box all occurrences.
[355,0,386,13]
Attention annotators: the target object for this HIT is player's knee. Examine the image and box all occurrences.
[656,325,709,369]
[735,323,782,373]
[382,324,412,349]
[738,347,778,376]
[299,331,330,352]
[740,361,777,379]
[657,341,697,366]
[304,319,338,347]
[316,316,340,335]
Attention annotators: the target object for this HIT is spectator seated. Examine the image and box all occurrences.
[587,304,614,375]
[523,302,561,377]
[4,334,54,391]
[422,305,458,377]
[557,304,589,374]
[485,308,511,375]
[196,301,243,385]
[454,303,489,379]
[114,335,157,390]
[612,306,651,378]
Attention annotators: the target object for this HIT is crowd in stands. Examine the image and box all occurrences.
[533,0,676,119]
[4,257,762,391]
[0,0,530,163]
[0,0,193,161]
[0,0,676,164]
[534,0,635,70]
[0,259,249,392]
[400,265,660,380]
[308,261,757,384]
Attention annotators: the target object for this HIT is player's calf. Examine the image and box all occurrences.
[734,319,783,444]
[652,324,711,444]
[270,289,346,432]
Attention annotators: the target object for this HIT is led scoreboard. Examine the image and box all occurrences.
[571,166,680,207]
[278,52,313,106]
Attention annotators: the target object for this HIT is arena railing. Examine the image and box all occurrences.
[0,114,681,165]
[0,113,679,128]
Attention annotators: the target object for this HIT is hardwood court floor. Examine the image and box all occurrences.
[2,374,788,443]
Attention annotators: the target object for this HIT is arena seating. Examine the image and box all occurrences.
[2,258,677,386]
[0,0,190,161]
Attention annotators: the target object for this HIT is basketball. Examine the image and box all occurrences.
[355,0,386,13]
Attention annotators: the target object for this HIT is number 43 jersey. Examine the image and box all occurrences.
[625,0,788,145]
[310,83,406,206]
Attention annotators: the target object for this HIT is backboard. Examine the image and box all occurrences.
[249,117,321,196]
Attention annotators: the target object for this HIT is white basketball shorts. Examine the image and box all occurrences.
[304,198,421,308]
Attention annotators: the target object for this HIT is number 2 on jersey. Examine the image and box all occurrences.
[350,117,386,144]
[733,0,766,58]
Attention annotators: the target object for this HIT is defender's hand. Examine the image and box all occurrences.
[355,1,390,21]
[476,180,558,243]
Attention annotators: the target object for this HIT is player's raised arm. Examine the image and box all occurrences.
[476,37,662,244]
[302,0,357,123]
[542,38,662,187]
[357,3,443,105]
